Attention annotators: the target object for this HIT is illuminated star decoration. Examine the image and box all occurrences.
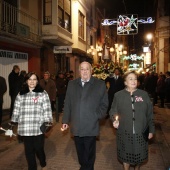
[117,15,138,35]
[101,14,155,35]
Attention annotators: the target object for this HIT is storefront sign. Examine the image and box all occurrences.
[145,52,151,65]
[0,49,28,60]
[53,46,72,53]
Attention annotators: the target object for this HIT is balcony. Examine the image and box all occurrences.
[42,17,73,46]
[0,0,42,47]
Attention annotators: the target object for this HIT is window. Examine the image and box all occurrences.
[78,11,84,39]
[58,0,71,32]
[64,12,70,30]
[43,0,52,24]
[1,0,17,33]
[58,6,64,27]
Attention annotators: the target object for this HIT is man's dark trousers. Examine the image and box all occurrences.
[74,136,96,170]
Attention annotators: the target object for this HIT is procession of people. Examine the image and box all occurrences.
[0,62,170,170]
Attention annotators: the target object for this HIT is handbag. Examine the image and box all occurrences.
[142,125,149,142]
[40,122,52,134]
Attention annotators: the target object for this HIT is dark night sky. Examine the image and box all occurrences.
[96,0,156,54]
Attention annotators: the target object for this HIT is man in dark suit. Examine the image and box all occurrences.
[8,65,21,118]
[0,76,7,127]
[105,68,125,118]
[62,61,108,170]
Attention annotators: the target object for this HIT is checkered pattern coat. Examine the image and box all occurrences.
[11,85,53,136]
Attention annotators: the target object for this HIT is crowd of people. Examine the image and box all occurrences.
[0,65,74,170]
[137,71,170,108]
[0,63,169,170]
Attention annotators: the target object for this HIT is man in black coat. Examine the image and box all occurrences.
[56,71,67,113]
[0,76,7,126]
[105,68,125,117]
[165,71,170,103]
[8,65,21,118]
[62,61,108,170]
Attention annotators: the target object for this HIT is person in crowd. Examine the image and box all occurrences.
[153,72,159,105]
[137,78,144,90]
[105,68,124,118]
[156,74,166,108]
[144,72,158,105]
[143,72,150,92]
[69,70,74,80]
[165,71,170,103]
[138,73,145,87]
[61,61,108,170]
[0,76,7,127]
[17,70,27,143]
[56,71,67,113]
[8,65,21,118]
[65,71,74,89]
[40,71,56,112]
[11,72,53,170]
[109,71,154,170]
[20,70,27,85]
[50,74,56,83]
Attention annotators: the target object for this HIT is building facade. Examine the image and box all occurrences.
[0,0,100,109]
[154,0,170,73]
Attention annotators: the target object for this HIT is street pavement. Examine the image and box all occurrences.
[0,103,170,170]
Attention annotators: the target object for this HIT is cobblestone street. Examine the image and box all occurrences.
[0,104,170,170]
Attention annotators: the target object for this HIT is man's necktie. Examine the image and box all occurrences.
[82,81,88,87]
[82,81,86,87]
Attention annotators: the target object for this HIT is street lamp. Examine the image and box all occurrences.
[146,33,153,40]
[146,33,153,46]
[87,45,95,56]
[96,45,103,63]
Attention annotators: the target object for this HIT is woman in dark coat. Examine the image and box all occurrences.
[109,71,155,170]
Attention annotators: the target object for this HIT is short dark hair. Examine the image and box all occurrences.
[25,72,39,82]
[13,65,19,71]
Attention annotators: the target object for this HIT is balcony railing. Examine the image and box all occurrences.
[0,0,42,44]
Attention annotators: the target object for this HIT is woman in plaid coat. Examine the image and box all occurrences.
[11,72,53,170]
